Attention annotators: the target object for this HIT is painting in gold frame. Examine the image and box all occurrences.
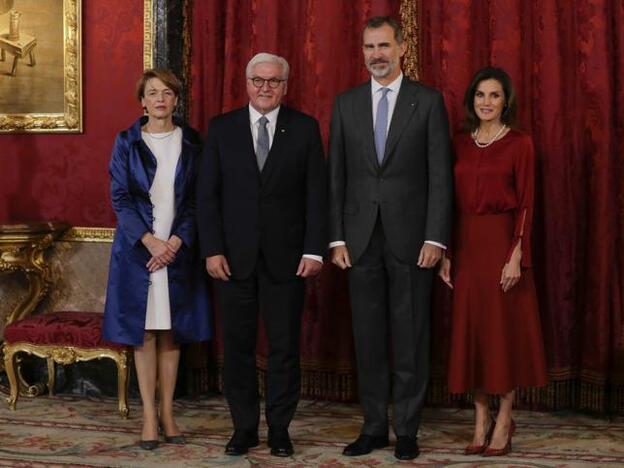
[0,0,81,133]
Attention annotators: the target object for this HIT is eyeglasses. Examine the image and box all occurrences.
[249,77,286,89]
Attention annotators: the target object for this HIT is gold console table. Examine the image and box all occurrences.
[0,221,69,326]
[0,221,69,396]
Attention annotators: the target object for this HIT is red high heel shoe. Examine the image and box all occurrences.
[482,419,516,457]
[464,416,496,455]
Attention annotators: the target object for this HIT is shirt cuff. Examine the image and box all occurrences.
[302,254,323,264]
[329,240,346,248]
[425,240,446,249]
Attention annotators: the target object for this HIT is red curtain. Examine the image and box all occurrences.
[422,0,624,412]
[189,0,400,400]
[189,0,624,412]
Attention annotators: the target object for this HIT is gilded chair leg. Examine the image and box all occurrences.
[116,352,129,419]
[4,348,19,410]
[46,358,55,396]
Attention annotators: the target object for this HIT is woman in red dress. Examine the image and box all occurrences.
[439,67,548,457]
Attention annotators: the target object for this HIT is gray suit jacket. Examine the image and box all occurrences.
[328,77,453,265]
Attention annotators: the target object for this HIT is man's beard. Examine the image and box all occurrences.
[367,60,396,79]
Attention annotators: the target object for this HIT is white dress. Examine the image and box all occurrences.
[142,127,182,330]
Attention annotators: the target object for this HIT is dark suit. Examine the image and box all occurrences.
[328,78,452,436]
[197,105,327,432]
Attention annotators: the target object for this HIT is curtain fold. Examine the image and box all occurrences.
[188,0,624,413]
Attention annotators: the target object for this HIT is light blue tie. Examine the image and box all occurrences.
[374,87,390,165]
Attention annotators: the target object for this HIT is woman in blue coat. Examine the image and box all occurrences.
[103,69,211,450]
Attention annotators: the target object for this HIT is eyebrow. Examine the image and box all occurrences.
[363,41,391,47]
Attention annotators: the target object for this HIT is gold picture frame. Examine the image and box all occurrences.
[0,0,82,133]
[143,0,153,70]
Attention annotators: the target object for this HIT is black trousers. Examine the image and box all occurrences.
[348,218,433,437]
[217,256,304,432]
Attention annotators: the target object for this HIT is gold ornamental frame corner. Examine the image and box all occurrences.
[143,0,154,70]
[0,0,83,133]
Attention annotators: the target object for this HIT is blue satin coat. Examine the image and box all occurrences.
[102,116,212,346]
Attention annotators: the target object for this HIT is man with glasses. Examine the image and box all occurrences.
[197,52,327,457]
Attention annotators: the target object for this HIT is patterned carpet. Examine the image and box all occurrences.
[0,395,622,467]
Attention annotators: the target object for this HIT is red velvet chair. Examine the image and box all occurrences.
[2,311,130,418]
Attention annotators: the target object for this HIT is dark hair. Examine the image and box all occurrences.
[363,16,404,43]
[136,68,181,100]
[463,67,517,131]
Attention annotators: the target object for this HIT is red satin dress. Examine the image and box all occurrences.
[447,130,548,394]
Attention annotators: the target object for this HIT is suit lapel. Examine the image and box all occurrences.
[355,84,378,169]
[236,107,258,175]
[383,80,420,166]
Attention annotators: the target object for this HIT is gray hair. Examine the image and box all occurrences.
[245,52,290,80]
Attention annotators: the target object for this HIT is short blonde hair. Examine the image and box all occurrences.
[136,68,181,100]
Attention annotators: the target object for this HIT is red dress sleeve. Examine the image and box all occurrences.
[506,135,535,268]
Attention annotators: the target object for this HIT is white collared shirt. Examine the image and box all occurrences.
[249,104,280,153]
[248,103,323,265]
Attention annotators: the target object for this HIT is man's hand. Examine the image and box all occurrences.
[142,233,176,272]
[417,243,442,268]
[438,256,453,289]
[205,255,231,281]
[296,258,323,278]
[330,245,352,270]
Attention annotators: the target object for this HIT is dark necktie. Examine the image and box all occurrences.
[256,115,269,171]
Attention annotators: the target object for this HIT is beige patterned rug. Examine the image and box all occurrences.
[0,395,622,467]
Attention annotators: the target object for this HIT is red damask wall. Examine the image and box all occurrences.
[0,0,144,226]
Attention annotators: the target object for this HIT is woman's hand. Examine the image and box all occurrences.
[438,256,453,289]
[166,235,183,253]
[501,243,522,292]
[142,233,176,272]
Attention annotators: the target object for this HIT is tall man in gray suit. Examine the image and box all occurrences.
[328,16,452,460]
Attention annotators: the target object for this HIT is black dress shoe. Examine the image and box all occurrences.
[164,434,186,445]
[268,427,294,457]
[225,430,259,456]
[139,439,159,450]
[343,434,389,456]
[394,436,420,460]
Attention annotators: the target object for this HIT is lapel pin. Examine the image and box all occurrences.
[280,128,286,133]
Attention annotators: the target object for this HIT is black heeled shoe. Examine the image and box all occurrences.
[159,418,186,444]
[139,439,159,450]
[164,434,186,444]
